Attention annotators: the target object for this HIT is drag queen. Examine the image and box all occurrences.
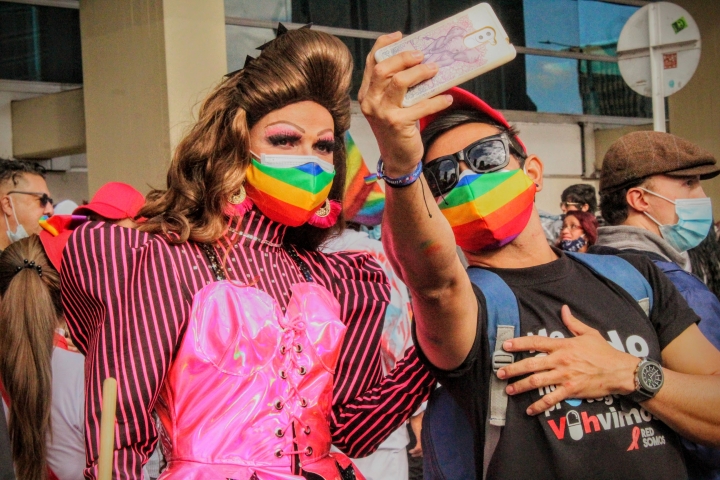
[61,28,434,479]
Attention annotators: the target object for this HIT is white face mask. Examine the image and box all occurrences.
[458,169,476,180]
[251,151,335,174]
[4,196,29,244]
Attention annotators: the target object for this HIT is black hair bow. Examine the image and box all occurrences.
[257,22,313,51]
[225,55,256,79]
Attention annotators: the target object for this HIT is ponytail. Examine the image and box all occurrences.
[0,235,61,480]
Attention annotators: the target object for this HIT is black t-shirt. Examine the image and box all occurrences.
[414,250,698,480]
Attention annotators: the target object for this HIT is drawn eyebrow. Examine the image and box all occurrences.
[265,121,305,133]
[316,128,334,137]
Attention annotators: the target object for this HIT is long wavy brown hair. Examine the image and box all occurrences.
[0,235,61,480]
[138,28,353,250]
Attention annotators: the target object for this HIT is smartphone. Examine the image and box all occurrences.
[374,3,516,107]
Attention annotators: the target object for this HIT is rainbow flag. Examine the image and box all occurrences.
[344,132,385,226]
[439,170,536,250]
[245,159,334,227]
[39,214,87,237]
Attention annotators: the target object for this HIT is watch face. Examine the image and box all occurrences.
[641,362,664,391]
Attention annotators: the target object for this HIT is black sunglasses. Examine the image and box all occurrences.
[7,191,54,208]
[423,133,527,198]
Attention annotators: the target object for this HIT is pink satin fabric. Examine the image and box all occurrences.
[156,280,365,480]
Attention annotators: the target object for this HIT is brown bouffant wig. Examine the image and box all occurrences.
[138,28,353,250]
[0,235,62,480]
[564,210,599,245]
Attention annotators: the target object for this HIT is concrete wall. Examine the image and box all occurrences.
[668,0,720,217]
[12,88,85,159]
[0,80,88,204]
[80,0,227,197]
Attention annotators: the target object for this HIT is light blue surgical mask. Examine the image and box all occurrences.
[640,188,713,252]
[3,197,29,244]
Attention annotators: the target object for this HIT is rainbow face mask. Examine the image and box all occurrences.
[438,169,536,252]
[244,153,335,227]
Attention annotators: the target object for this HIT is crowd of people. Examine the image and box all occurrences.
[0,25,718,480]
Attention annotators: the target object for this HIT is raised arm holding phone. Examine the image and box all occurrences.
[360,31,720,480]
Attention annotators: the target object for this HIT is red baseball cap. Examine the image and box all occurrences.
[38,215,88,272]
[74,182,145,220]
[419,87,526,154]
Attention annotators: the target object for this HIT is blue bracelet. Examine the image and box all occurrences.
[377,159,423,188]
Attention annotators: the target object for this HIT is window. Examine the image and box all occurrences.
[289,0,534,109]
[226,0,652,117]
[523,0,649,117]
[0,2,82,83]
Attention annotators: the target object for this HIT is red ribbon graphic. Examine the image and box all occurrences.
[627,426,641,451]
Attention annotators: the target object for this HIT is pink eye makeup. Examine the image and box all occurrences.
[262,123,335,154]
[265,125,302,147]
[264,125,302,147]
[267,133,302,147]
[264,124,302,137]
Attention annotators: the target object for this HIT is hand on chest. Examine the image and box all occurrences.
[515,267,660,363]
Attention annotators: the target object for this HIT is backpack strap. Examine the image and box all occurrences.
[467,267,520,427]
[422,386,477,480]
[422,267,519,480]
[565,252,654,316]
[467,267,521,479]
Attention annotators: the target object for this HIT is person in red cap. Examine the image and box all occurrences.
[73,182,145,229]
[358,33,720,480]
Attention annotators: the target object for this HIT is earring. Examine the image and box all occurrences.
[225,185,254,217]
[307,199,341,228]
[229,186,246,205]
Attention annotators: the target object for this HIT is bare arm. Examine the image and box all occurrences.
[645,324,720,447]
[359,33,478,370]
[499,307,720,447]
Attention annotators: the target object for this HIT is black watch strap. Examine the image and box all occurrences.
[626,358,664,404]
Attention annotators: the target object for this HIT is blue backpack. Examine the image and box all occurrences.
[422,253,654,480]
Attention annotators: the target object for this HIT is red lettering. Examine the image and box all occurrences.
[581,412,601,433]
[548,417,566,440]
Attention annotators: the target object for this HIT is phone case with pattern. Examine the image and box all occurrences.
[375,3,516,107]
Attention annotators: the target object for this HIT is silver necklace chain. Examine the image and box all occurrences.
[227,226,283,248]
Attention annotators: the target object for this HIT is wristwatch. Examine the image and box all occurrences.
[626,358,664,404]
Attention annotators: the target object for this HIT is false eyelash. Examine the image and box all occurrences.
[267,132,302,146]
[314,139,337,153]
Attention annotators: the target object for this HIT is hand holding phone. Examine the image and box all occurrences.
[374,3,516,107]
[358,33,452,178]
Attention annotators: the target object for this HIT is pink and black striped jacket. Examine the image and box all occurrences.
[61,211,434,479]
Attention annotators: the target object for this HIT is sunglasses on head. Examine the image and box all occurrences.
[423,133,527,198]
[8,191,53,208]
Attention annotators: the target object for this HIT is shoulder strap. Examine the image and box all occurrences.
[565,252,654,316]
[467,268,520,356]
[201,243,226,281]
[422,386,477,480]
[467,267,520,479]
[283,244,314,282]
[652,259,686,274]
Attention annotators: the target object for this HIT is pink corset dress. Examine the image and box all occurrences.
[155,280,365,479]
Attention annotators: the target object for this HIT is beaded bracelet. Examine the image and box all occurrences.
[376,159,423,188]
